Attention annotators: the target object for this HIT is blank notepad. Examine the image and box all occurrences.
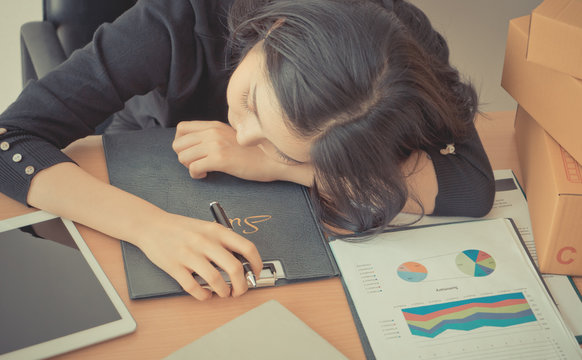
[163,300,347,360]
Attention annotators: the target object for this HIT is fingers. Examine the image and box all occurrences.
[174,121,233,153]
[179,146,223,179]
[141,214,262,301]
[206,224,263,296]
[217,226,263,282]
[173,130,201,154]
[174,120,228,139]
[172,120,278,183]
[188,157,210,179]
[181,225,261,299]
[190,258,233,298]
[200,240,249,297]
[173,122,237,179]
[172,243,246,299]
[167,248,232,300]
[172,267,213,301]
[173,121,220,154]
[175,143,207,175]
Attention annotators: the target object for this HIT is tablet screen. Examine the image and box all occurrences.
[0,212,135,358]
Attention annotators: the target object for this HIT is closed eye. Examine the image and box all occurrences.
[275,148,304,165]
[241,90,253,114]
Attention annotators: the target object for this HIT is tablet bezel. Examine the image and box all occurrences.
[0,211,136,359]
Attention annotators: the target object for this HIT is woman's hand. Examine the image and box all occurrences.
[172,120,313,186]
[28,158,263,301]
[136,211,263,300]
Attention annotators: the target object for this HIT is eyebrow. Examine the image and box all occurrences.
[251,84,305,165]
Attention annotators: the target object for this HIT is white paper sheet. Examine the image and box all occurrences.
[330,218,582,359]
[391,169,582,340]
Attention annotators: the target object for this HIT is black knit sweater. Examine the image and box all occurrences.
[0,0,494,216]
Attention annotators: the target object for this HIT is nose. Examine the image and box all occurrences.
[235,116,265,147]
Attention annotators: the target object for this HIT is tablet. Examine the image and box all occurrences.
[0,211,136,359]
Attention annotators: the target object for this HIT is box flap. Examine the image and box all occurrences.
[512,15,531,37]
[534,0,582,27]
[529,0,582,78]
[503,15,582,164]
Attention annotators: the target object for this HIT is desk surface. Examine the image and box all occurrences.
[0,110,580,359]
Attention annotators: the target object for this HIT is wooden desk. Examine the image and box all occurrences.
[0,110,579,359]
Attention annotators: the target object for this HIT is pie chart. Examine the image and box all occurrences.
[397,261,428,282]
[456,249,496,277]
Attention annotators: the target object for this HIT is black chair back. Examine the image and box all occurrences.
[44,0,136,56]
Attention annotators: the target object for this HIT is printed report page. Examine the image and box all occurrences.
[330,219,582,359]
[392,169,582,340]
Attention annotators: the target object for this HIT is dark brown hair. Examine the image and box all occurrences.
[228,0,478,235]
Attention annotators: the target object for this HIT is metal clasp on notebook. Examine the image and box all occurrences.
[252,262,277,288]
[196,261,279,291]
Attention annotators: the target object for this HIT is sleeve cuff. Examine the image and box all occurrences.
[0,129,76,205]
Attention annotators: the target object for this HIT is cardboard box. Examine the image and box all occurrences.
[502,15,582,165]
[528,0,582,79]
[515,106,582,275]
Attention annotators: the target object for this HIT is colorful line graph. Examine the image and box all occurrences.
[402,292,536,338]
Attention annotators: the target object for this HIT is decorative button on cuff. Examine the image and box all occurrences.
[25,166,35,175]
[0,141,9,151]
[0,128,6,135]
[12,153,22,162]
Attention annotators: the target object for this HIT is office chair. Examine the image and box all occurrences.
[20,0,136,86]
[19,0,136,133]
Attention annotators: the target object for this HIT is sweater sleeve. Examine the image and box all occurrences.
[0,0,198,204]
[426,121,495,217]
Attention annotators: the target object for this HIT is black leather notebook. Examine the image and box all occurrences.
[103,128,339,299]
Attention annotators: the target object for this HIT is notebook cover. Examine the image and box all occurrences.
[103,128,338,299]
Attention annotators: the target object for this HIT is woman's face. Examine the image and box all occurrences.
[226,42,312,165]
